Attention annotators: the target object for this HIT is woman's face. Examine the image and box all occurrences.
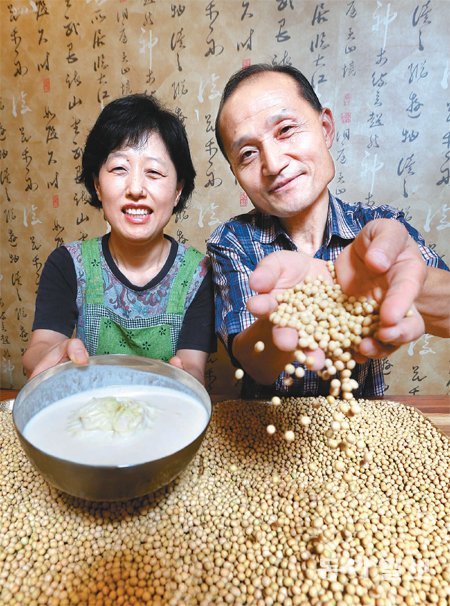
[94,131,183,244]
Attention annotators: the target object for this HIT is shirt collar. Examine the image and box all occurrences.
[251,211,291,245]
[324,192,361,245]
[249,191,360,247]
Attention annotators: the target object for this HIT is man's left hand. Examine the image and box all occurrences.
[335,218,427,359]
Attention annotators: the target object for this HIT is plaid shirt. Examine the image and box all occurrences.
[207,193,448,399]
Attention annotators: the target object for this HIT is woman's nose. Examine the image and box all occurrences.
[126,171,146,197]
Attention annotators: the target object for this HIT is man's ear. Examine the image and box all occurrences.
[321,108,335,149]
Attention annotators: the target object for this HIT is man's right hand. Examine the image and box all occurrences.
[246,251,332,370]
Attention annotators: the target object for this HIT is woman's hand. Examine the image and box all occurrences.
[169,350,208,385]
[23,331,89,379]
[169,355,185,372]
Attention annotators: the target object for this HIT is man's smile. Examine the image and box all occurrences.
[268,172,303,194]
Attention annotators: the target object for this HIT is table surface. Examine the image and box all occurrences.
[2,389,449,438]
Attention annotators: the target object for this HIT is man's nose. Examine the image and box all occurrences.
[260,139,288,176]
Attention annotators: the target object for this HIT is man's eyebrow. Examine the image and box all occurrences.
[230,136,249,153]
[266,108,290,127]
[230,109,292,154]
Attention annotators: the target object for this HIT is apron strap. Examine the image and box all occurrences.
[81,238,104,305]
[167,247,204,314]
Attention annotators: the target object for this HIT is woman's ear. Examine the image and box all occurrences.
[94,177,102,202]
[174,181,184,206]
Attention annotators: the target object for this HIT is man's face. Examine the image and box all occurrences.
[219,72,336,219]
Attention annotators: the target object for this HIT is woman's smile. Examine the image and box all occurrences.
[122,205,153,223]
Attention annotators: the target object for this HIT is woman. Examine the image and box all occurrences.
[23,94,216,384]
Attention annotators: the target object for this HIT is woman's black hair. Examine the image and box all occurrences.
[215,63,323,161]
[78,93,196,213]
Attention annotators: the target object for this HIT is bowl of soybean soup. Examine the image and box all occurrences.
[13,355,212,501]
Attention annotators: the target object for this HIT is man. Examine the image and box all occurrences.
[207,63,448,399]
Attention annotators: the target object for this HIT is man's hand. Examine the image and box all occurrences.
[247,251,331,370]
[246,220,429,366]
[335,219,427,359]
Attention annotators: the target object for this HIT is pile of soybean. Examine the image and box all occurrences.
[1,397,449,606]
[270,263,382,401]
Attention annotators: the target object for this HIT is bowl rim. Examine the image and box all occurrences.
[13,354,212,470]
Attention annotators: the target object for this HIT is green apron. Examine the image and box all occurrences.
[81,239,203,361]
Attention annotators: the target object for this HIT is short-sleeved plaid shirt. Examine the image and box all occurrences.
[207,193,448,399]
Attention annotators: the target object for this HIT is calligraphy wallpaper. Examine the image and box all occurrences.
[1,0,449,395]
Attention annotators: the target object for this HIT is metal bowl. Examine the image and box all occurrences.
[13,355,212,502]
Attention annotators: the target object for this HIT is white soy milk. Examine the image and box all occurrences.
[23,385,209,466]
